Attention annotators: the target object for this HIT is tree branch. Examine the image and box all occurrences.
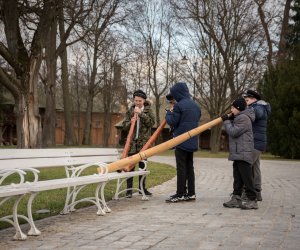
[0,67,22,98]
[0,42,24,75]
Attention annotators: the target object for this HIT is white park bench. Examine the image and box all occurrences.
[0,148,150,240]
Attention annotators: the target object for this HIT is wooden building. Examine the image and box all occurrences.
[0,106,124,147]
[55,111,123,146]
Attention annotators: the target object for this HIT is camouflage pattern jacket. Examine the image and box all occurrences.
[122,101,155,154]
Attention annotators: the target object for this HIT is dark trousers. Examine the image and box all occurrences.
[175,148,195,197]
[232,160,256,200]
[126,158,147,193]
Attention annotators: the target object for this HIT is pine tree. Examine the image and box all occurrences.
[261,0,300,159]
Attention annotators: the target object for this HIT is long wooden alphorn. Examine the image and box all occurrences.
[97,117,222,174]
[123,119,167,172]
[121,112,138,159]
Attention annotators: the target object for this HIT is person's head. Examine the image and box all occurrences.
[242,90,261,106]
[170,82,190,102]
[166,94,176,105]
[231,98,247,115]
[133,90,147,108]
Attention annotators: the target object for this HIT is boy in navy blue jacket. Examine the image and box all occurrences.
[165,82,201,202]
[243,90,271,201]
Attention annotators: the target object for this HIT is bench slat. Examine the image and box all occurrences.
[27,175,109,192]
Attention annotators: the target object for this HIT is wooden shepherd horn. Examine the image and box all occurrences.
[121,112,138,159]
[97,117,222,174]
[123,119,167,172]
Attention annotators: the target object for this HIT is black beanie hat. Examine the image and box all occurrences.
[232,98,247,111]
[166,94,174,101]
[242,90,261,100]
[133,90,147,99]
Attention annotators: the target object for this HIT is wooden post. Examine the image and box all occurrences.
[121,112,138,159]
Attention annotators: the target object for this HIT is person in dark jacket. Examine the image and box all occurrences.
[165,82,201,203]
[222,98,258,209]
[122,90,155,198]
[243,90,271,201]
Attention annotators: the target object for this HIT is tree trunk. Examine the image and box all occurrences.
[103,111,112,147]
[60,50,76,145]
[82,93,93,145]
[155,95,161,127]
[42,16,57,147]
[209,124,222,153]
[82,43,97,145]
[17,58,43,148]
[58,4,76,146]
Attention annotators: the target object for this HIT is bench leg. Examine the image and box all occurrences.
[100,182,111,213]
[61,185,84,214]
[95,183,106,216]
[113,178,123,200]
[12,195,27,240]
[114,177,132,199]
[27,193,41,236]
[61,186,73,214]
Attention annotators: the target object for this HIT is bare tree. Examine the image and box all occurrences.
[56,0,96,145]
[254,0,292,66]
[80,0,128,145]
[127,0,175,126]
[172,0,266,152]
[0,0,56,148]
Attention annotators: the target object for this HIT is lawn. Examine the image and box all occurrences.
[158,149,282,160]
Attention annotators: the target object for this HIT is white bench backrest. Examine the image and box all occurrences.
[0,148,120,170]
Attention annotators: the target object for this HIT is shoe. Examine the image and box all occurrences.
[165,194,184,203]
[184,194,196,201]
[125,192,132,198]
[144,189,152,196]
[241,191,248,201]
[240,199,258,209]
[223,194,241,208]
[139,189,152,196]
[256,191,262,201]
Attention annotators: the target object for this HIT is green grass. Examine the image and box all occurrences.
[0,162,176,230]
[157,149,288,160]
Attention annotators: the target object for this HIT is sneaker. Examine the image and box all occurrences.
[125,192,132,198]
[144,189,152,196]
[256,191,262,201]
[184,194,196,201]
[240,199,258,209]
[139,189,152,196]
[165,194,184,203]
[241,191,248,201]
[223,194,241,208]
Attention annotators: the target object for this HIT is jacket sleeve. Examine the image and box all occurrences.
[122,110,132,132]
[223,115,249,138]
[139,109,155,129]
[165,104,181,127]
[254,105,266,120]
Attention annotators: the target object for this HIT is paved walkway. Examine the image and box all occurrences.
[0,156,300,250]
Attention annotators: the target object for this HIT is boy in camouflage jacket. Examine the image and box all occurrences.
[122,90,155,197]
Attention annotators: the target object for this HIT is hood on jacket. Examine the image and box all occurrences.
[238,107,255,122]
[170,82,191,102]
[257,100,272,116]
